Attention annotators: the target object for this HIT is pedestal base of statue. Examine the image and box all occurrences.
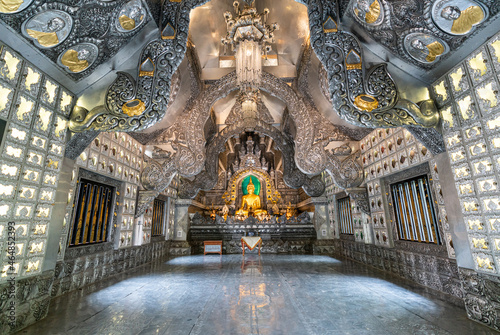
[189,212,316,254]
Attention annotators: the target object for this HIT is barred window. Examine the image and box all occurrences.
[0,119,6,146]
[152,199,166,237]
[391,175,441,244]
[337,197,353,235]
[69,179,114,247]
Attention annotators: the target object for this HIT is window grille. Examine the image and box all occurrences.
[391,175,441,244]
[0,119,6,146]
[337,197,353,235]
[152,199,166,236]
[69,179,114,246]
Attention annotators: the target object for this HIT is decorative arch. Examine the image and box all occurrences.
[62,0,441,215]
[175,120,327,201]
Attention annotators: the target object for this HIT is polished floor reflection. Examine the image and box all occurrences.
[18,254,496,335]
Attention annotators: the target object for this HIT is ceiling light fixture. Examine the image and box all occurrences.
[221,0,279,95]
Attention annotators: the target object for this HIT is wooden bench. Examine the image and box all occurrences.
[204,240,222,255]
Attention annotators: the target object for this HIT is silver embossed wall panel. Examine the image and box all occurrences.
[432,31,500,275]
[0,44,73,281]
[58,131,145,262]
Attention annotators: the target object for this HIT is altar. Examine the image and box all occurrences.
[186,134,318,254]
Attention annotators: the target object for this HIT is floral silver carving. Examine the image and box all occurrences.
[304,0,440,129]
[0,0,152,79]
[69,0,208,130]
[351,0,385,26]
[459,267,500,330]
[346,187,370,215]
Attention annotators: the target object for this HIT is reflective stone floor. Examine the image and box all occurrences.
[18,254,497,335]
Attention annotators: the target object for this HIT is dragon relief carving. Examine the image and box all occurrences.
[300,0,440,130]
[69,0,211,133]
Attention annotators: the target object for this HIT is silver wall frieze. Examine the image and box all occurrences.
[345,0,498,70]
[0,0,154,80]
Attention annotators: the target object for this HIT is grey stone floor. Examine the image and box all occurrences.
[18,254,497,335]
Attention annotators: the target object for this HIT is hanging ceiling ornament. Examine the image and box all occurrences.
[221,0,279,95]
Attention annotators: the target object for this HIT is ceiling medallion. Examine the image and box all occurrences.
[351,0,384,26]
[21,10,73,49]
[116,0,146,33]
[58,43,98,73]
[404,32,450,64]
[0,0,33,14]
[431,0,488,36]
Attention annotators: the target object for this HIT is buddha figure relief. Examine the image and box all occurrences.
[404,33,449,64]
[58,43,98,74]
[411,39,445,63]
[441,5,484,35]
[431,0,487,36]
[352,0,383,26]
[236,178,266,217]
[117,0,145,32]
[22,11,72,49]
[61,49,89,73]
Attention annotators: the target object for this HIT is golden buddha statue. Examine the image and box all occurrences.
[236,178,266,217]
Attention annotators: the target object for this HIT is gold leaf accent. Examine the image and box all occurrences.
[469,52,487,76]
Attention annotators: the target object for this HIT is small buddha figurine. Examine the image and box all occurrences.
[286,202,294,220]
[222,203,229,220]
[354,0,381,25]
[236,178,266,217]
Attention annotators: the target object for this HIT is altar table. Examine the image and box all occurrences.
[241,236,262,255]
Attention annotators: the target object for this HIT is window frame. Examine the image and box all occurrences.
[390,174,441,245]
[152,198,166,237]
[337,196,354,235]
[68,178,116,247]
